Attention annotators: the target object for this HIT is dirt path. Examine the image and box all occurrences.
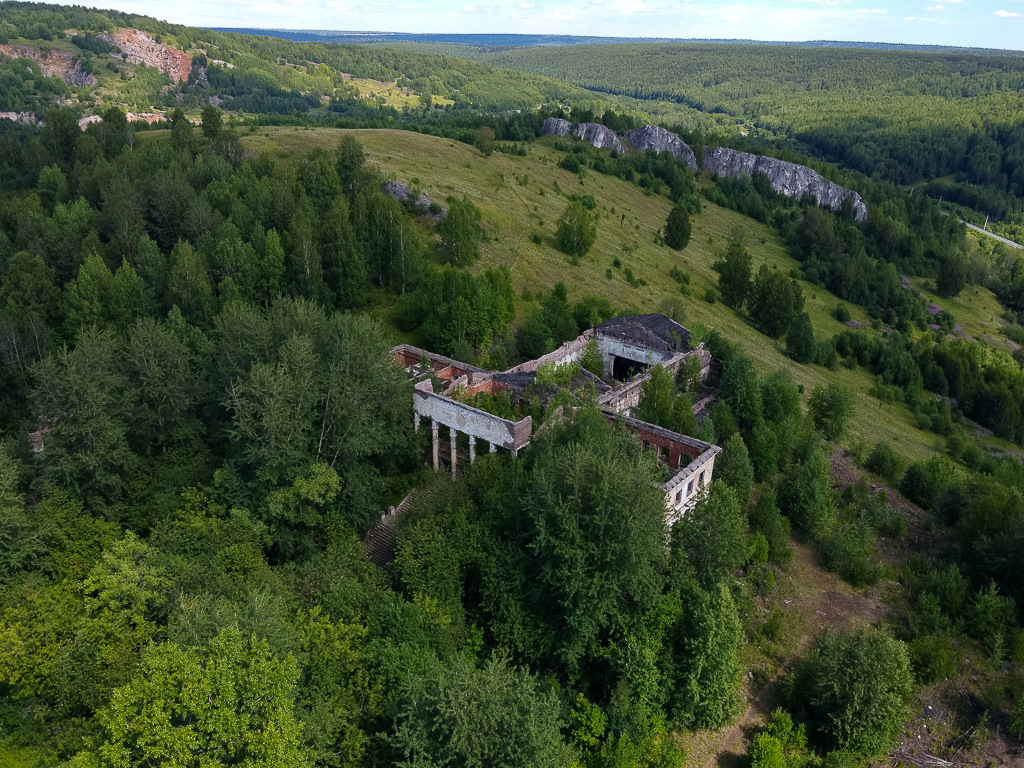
[681,541,887,767]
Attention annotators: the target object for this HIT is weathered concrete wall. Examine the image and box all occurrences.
[506,330,595,373]
[595,334,673,376]
[413,379,531,451]
[596,349,707,414]
[612,412,712,464]
[393,344,487,380]
[664,448,719,525]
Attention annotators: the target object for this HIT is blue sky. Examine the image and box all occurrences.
[92,0,1024,49]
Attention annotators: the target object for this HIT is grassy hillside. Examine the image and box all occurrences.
[241,125,968,462]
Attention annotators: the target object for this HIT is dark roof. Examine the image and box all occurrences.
[595,314,690,353]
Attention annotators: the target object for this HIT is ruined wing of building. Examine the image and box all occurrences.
[392,313,721,525]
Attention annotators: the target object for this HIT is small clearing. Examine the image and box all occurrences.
[681,540,887,767]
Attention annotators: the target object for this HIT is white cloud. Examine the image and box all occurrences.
[518,2,534,6]
[854,8,887,13]
[462,4,475,10]
[903,15,915,19]
[995,9,1021,16]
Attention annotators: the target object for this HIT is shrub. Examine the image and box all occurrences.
[808,382,855,441]
[788,626,912,757]
[908,634,958,684]
[865,442,906,486]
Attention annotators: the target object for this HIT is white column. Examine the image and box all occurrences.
[450,430,458,476]
[469,436,476,464]
[431,420,439,469]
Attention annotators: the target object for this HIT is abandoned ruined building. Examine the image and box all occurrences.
[392,313,721,525]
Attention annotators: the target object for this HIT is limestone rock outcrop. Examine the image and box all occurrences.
[541,118,625,153]
[704,147,867,221]
[572,122,625,153]
[540,117,867,220]
[625,125,698,171]
[0,111,42,126]
[541,117,571,136]
[99,29,193,83]
[0,44,96,86]
[382,180,444,218]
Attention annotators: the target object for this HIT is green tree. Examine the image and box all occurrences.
[319,197,365,309]
[662,577,743,730]
[437,196,482,267]
[635,364,697,435]
[778,447,836,536]
[474,125,496,158]
[720,353,763,429]
[61,252,113,335]
[673,481,748,587]
[169,108,197,155]
[936,251,967,298]
[299,147,342,220]
[260,228,287,301]
[788,625,912,757]
[389,656,576,768]
[555,200,597,259]
[168,241,215,326]
[664,204,692,250]
[748,733,786,768]
[786,311,816,364]
[580,337,604,378]
[31,330,138,502]
[808,382,855,441]
[522,407,667,673]
[200,103,223,141]
[716,236,752,309]
[336,135,366,199]
[0,250,60,323]
[748,264,804,338]
[715,433,754,505]
[70,628,305,768]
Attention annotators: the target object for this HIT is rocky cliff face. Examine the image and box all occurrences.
[0,111,42,126]
[704,147,868,221]
[100,29,193,83]
[0,44,96,86]
[624,125,698,171]
[572,122,625,153]
[541,118,867,220]
[541,117,571,137]
[541,118,625,153]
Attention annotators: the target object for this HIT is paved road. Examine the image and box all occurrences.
[961,220,1023,249]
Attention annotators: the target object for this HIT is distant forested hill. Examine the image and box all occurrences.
[476,43,1024,218]
[0,2,599,114]
[215,30,1017,54]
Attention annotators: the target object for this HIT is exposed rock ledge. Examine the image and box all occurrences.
[99,29,193,84]
[383,180,444,219]
[704,147,867,221]
[541,118,867,221]
[625,125,698,171]
[541,118,625,153]
[0,44,95,86]
[0,111,42,126]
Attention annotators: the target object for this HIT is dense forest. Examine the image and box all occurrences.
[481,44,1024,225]
[2,4,1024,767]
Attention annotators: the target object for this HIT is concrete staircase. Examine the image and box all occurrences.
[363,490,417,568]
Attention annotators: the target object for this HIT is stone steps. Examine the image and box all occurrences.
[362,489,418,568]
